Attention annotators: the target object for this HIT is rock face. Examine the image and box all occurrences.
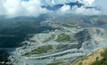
[75,29,91,49]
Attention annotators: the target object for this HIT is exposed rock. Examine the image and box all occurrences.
[9,16,107,65]
[75,29,91,49]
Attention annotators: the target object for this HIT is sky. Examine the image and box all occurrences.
[94,0,107,14]
[0,0,107,17]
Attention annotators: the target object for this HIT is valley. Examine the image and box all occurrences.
[7,15,107,65]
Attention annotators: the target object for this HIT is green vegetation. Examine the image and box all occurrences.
[0,50,11,65]
[0,16,53,48]
[56,33,70,42]
[91,49,107,65]
[23,45,53,56]
[47,62,61,65]
[78,62,83,65]
[101,49,107,58]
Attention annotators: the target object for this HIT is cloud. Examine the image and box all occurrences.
[78,0,107,15]
[0,0,48,17]
[58,5,71,14]
[94,0,107,15]
[0,0,5,15]
[79,0,95,6]
[56,0,103,15]
[72,6,101,15]
[56,0,101,15]
[20,0,48,16]
[0,0,107,17]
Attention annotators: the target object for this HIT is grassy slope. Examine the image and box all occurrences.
[56,33,70,42]
[23,45,53,56]
[91,48,107,65]
[75,47,107,65]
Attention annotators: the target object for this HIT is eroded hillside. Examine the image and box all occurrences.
[8,15,107,65]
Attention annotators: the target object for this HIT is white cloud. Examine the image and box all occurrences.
[0,0,5,15]
[79,0,95,6]
[94,0,107,15]
[3,0,21,16]
[21,0,48,16]
[0,0,107,17]
[73,7,101,15]
[56,0,102,15]
[58,5,71,14]
[0,0,49,17]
